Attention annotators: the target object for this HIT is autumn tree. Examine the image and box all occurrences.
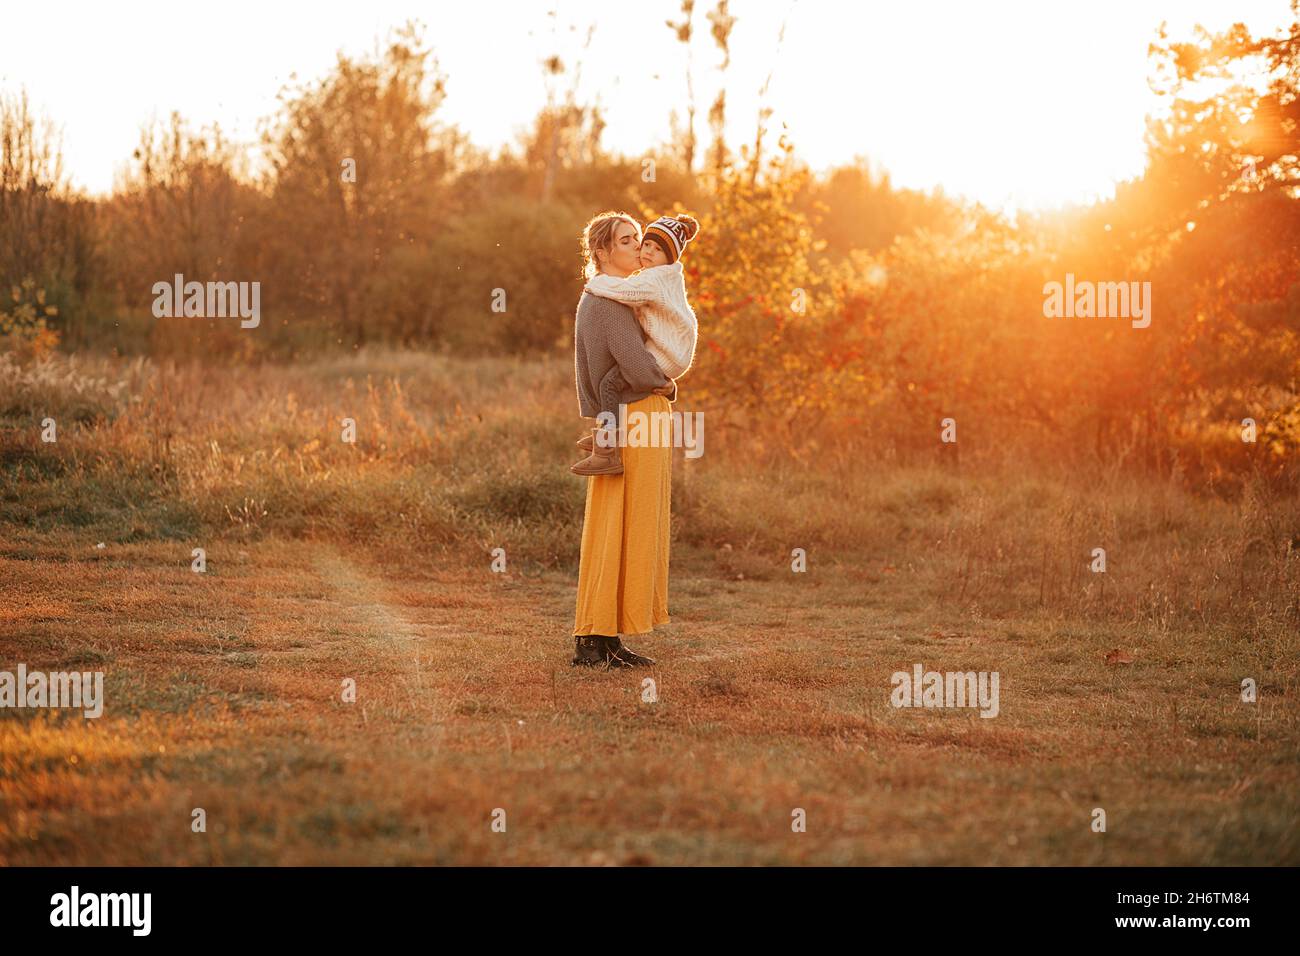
[259,21,461,346]
[0,90,94,348]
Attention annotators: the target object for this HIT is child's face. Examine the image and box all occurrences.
[638,239,669,269]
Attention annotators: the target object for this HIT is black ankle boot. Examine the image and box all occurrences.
[602,636,655,667]
[571,635,606,666]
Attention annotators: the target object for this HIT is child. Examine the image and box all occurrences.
[570,213,700,476]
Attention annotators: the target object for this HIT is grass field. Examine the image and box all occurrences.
[2,350,1297,865]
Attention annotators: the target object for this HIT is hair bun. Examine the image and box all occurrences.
[676,214,700,240]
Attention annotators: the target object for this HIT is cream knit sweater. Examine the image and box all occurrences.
[583,262,698,379]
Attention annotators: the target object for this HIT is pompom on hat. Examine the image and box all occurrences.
[643,213,700,264]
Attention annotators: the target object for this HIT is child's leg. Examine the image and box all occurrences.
[597,365,628,441]
[570,367,627,476]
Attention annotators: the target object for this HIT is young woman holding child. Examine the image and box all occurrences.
[569,210,701,668]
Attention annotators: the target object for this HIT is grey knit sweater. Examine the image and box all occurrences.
[573,291,677,419]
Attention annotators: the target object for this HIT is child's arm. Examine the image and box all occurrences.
[584,266,673,307]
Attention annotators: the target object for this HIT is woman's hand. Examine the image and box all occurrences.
[652,383,675,397]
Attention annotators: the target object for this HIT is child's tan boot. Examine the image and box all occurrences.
[570,427,623,476]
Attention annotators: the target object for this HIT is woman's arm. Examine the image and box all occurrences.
[602,300,673,394]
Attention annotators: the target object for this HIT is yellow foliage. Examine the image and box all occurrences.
[0,277,62,360]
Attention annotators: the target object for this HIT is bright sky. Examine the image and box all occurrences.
[0,0,1293,209]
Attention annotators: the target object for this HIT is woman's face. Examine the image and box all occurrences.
[600,220,642,278]
[638,238,669,269]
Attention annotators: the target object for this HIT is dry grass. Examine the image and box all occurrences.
[1,350,1297,865]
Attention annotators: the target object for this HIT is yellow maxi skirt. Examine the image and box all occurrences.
[573,393,672,637]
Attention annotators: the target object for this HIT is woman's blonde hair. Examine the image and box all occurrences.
[580,211,641,280]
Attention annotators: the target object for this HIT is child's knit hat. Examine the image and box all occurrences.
[643,213,700,264]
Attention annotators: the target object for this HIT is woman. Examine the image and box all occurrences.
[570,211,677,668]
